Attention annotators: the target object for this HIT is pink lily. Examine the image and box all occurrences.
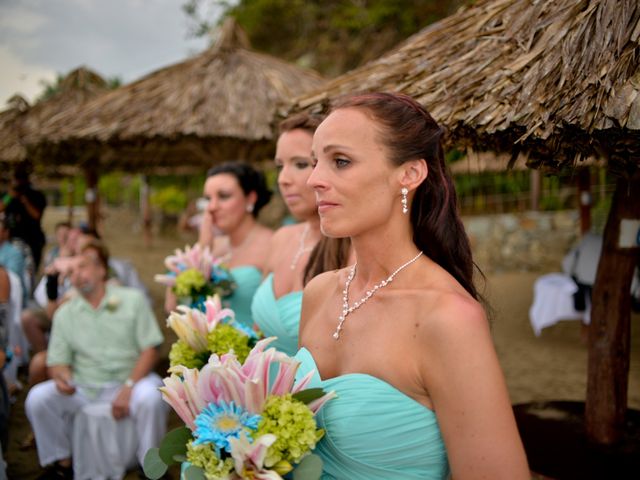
[229,432,281,480]
[159,373,199,430]
[204,295,235,327]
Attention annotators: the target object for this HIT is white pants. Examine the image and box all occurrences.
[25,374,168,469]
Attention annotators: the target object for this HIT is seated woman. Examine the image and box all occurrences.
[297,92,529,479]
[166,162,273,327]
[252,113,350,355]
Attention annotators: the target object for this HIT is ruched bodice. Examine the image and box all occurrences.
[251,273,302,356]
[295,347,450,479]
[225,266,262,328]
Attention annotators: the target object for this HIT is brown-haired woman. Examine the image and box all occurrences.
[250,113,350,355]
[296,92,529,478]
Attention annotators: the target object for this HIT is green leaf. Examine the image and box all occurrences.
[292,388,326,405]
[142,448,168,480]
[293,453,323,480]
[184,464,206,480]
[158,426,192,465]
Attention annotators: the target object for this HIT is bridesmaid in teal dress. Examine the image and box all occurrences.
[165,162,273,326]
[200,162,273,328]
[251,113,350,355]
[298,93,530,479]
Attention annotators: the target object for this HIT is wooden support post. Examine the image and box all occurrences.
[585,172,640,444]
[578,167,592,234]
[84,167,99,232]
[530,169,541,211]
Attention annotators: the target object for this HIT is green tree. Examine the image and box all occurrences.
[183,0,466,76]
[36,73,122,103]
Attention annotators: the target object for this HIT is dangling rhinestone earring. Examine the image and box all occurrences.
[246,204,254,213]
[401,188,409,214]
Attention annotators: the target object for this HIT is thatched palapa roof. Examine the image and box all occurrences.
[28,18,325,172]
[284,0,640,175]
[0,94,30,166]
[0,67,108,175]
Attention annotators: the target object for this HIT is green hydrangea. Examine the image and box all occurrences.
[174,269,207,297]
[169,339,209,370]
[207,324,251,363]
[253,394,324,467]
[186,440,234,479]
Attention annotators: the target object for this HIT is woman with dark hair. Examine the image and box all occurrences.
[296,92,529,479]
[251,113,350,355]
[178,161,273,327]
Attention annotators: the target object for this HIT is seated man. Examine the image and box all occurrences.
[25,240,167,479]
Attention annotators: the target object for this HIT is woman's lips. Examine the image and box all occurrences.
[317,200,339,213]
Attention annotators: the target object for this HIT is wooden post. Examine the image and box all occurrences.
[66,180,74,224]
[140,174,152,247]
[577,167,592,234]
[530,169,541,211]
[585,171,640,444]
[84,167,99,232]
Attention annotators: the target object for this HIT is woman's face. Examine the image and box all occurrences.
[309,107,399,238]
[276,128,317,220]
[203,173,252,234]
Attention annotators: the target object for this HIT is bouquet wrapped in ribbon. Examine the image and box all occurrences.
[167,295,259,370]
[143,338,335,480]
[155,244,235,310]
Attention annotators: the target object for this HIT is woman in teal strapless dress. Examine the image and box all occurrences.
[166,162,273,327]
[251,113,350,355]
[299,93,530,479]
[201,162,273,328]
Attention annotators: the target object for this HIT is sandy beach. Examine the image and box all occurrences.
[5,207,639,479]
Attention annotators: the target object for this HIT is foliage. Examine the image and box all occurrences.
[36,73,121,103]
[183,0,466,75]
[151,185,189,215]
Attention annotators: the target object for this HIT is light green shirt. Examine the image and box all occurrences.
[47,284,164,386]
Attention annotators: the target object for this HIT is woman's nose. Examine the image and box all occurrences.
[307,161,327,191]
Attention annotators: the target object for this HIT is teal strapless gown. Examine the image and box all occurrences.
[224,266,262,328]
[295,347,450,479]
[251,273,302,356]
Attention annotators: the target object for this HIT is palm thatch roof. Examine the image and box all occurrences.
[0,94,30,166]
[0,67,108,176]
[284,0,640,175]
[27,18,325,172]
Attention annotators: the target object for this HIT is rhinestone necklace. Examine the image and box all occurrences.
[290,223,315,270]
[333,251,423,339]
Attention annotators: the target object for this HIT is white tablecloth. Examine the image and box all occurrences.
[529,273,590,336]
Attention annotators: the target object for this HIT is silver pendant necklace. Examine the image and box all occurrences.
[333,251,423,340]
[290,223,314,270]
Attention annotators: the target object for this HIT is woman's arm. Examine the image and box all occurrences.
[420,295,530,479]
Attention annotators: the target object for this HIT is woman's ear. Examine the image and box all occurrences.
[398,158,428,191]
[246,190,258,208]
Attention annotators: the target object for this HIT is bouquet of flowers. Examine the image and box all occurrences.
[167,295,259,369]
[155,244,235,310]
[143,338,335,480]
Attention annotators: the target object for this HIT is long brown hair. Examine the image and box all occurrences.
[330,92,478,299]
[303,237,351,285]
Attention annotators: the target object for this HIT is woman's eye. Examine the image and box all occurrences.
[218,192,231,200]
[335,157,350,168]
[275,163,283,171]
[295,161,310,169]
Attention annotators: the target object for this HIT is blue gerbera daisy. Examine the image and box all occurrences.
[193,401,261,456]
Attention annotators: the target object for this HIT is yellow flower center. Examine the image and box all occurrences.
[215,415,239,432]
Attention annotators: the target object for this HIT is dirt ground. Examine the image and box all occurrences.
[5,207,640,479]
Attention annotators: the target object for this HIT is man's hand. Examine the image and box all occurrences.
[53,374,76,395]
[112,385,133,419]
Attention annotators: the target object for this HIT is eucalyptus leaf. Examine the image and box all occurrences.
[142,448,168,480]
[159,426,192,465]
[292,453,323,480]
[292,388,326,405]
[184,464,207,480]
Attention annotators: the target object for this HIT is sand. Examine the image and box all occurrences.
[5,207,639,479]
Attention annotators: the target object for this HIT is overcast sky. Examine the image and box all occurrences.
[0,0,211,109]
